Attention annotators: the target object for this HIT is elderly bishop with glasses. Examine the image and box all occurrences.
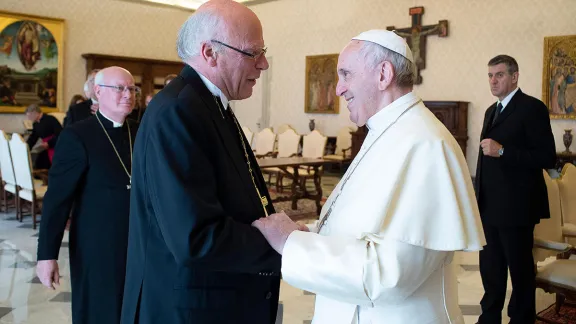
[121,1,292,324]
[36,66,140,324]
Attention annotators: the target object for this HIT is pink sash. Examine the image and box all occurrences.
[42,135,55,162]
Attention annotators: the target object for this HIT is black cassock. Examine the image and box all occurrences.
[121,65,280,324]
[37,111,138,324]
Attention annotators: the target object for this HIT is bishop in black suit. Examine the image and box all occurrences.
[36,67,140,324]
[475,55,556,324]
[121,2,284,324]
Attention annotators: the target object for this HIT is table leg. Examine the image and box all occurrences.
[313,165,322,215]
[291,166,300,210]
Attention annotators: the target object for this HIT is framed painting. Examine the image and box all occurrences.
[0,11,64,113]
[304,54,339,114]
[542,34,576,120]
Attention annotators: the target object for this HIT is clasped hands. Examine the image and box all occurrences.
[252,212,309,255]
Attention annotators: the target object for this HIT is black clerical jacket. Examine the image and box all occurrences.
[63,99,93,127]
[37,111,138,324]
[26,113,62,149]
[121,65,281,324]
[475,89,556,227]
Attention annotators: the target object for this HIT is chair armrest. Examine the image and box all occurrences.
[563,223,576,238]
[534,237,573,253]
[255,152,275,159]
[341,146,352,159]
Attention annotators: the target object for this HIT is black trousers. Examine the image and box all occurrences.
[478,224,536,324]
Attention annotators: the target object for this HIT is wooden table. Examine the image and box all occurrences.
[258,157,328,215]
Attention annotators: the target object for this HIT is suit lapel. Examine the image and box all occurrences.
[490,89,522,129]
[481,104,496,139]
[179,66,263,213]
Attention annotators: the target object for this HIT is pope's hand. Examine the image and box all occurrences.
[252,212,301,254]
[36,259,60,290]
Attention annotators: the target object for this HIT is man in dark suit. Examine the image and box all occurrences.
[25,103,62,169]
[63,69,100,127]
[120,1,290,324]
[36,66,140,324]
[475,55,556,324]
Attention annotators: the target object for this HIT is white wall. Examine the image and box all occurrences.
[244,0,576,174]
[0,0,189,133]
[3,0,575,175]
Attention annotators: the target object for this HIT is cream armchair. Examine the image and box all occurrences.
[323,127,353,168]
[558,164,576,246]
[277,130,327,193]
[533,238,575,320]
[241,126,254,147]
[533,170,576,321]
[253,127,276,158]
[9,134,47,229]
[261,127,301,190]
[0,130,17,214]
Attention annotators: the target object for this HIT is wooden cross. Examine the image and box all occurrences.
[387,7,448,84]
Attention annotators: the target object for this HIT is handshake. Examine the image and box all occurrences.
[252,212,311,255]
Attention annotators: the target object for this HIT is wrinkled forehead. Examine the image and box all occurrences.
[338,41,363,66]
[103,73,135,85]
[226,16,264,48]
[488,63,509,74]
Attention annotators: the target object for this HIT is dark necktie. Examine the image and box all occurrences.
[492,102,503,125]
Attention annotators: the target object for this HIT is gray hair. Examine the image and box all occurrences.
[359,41,414,88]
[25,103,41,114]
[176,10,229,60]
[94,70,105,86]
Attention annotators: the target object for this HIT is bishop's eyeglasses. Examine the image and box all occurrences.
[211,40,267,61]
[98,84,141,94]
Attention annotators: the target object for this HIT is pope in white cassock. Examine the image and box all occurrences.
[252,29,486,324]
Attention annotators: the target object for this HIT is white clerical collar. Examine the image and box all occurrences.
[99,110,123,128]
[197,72,229,110]
[497,87,519,111]
[366,91,420,132]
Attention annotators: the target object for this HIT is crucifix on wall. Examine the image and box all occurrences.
[386,7,448,84]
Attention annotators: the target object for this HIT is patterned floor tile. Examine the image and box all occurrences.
[460,304,482,316]
[50,292,72,302]
[10,260,37,269]
[461,264,480,271]
[29,276,42,284]
[0,307,13,319]
[275,303,283,324]
[0,249,19,255]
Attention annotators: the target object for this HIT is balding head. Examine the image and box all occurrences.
[94,66,137,123]
[176,0,268,101]
[177,0,261,60]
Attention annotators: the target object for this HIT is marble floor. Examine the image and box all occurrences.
[0,208,559,324]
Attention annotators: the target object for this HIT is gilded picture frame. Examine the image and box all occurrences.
[304,54,339,114]
[542,34,576,120]
[0,11,64,113]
